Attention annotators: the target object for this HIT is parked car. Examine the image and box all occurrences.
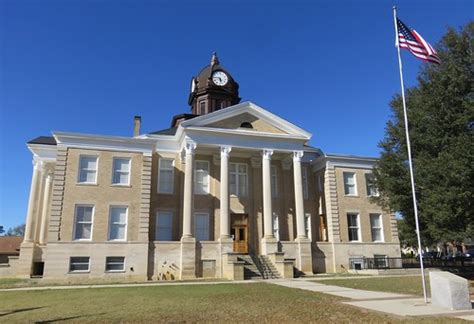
[462,249,474,259]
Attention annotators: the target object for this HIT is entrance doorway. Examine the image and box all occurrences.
[231,214,248,253]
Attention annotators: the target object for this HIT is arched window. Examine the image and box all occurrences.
[240,122,253,129]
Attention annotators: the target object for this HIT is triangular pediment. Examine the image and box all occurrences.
[180,101,312,139]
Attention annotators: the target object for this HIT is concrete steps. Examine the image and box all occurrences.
[237,254,281,280]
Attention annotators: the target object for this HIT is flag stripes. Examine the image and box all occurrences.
[397,18,441,64]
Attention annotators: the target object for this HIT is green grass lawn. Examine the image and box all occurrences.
[0,282,464,323]
[319,275,474,297]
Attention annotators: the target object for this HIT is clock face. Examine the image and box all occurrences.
[190,77,196,92]
[212,71,228,86]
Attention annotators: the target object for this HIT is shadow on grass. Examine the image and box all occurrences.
[35,313,106,323]
[0,307,46,317]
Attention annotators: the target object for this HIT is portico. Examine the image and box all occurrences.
[173,126,315,278]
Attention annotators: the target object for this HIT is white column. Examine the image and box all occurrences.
[23,160,43,243]
[293,151,306,239]
[182,142,196,239]
[220,146,232,239]
[39,171,53,245]
[262,149,274,238]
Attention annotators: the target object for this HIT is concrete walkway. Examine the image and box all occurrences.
[269,279,474,321]
[269,279,409,300]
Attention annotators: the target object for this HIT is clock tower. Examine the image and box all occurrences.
[188,53,240,115]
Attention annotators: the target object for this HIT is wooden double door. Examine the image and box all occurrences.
[231,214,248,254]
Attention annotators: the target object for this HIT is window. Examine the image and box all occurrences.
[158,158,174,193]
[272,212,279,241]
[78,156,98,184]
[194,212,209,241]
[370,214,384,242]
[108,207,127,241]
[343,172,357,196]
[105,256,125,272]
[374,254,388,268]
[156,211,172,241]
[69,257,90,272]
[365,173,379,197]
[73,205,94,240]
[347,213,360,242]
[317,174,324,192]
[305,213,312,240]
[195,161,210,194]
[240,122,253,129]
[302,166,309,199]
[229,163,248,196]
[271,165,278,198]
[199,101,206,115]
[112,158,131,185]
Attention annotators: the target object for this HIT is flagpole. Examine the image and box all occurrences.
[392,6,428,303]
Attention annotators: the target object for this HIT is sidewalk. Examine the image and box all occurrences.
[269,279,474,321]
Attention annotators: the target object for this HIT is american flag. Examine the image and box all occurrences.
[397,18,441,64]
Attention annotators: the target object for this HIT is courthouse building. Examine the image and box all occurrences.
[4,54,400,280]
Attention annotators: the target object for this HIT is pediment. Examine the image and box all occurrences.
[180,101,311,140]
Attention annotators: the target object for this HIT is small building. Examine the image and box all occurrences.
[8,54,400,281]
[0,236,22,264]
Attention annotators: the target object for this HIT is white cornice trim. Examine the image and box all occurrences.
[180,101,312,140]
[312,154,378,171]
[185,126,308,140]
[53,131,156,155]
[27,144,57,161]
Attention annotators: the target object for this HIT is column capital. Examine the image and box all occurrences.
[293,151,304,162]
[262,149,274,160]
[220,146,232,157]
[184,141,197,155]
[33,159,44,171]
[45,171,54,181]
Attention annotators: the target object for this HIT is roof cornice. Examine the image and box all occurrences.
[53,131,156,155]
[180,101,312,140]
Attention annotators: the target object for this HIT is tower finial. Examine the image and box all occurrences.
[211,52,219,66]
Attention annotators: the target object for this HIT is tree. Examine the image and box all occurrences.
[374,22,474,246]
[6,224,26,237]
[0,225,4,236]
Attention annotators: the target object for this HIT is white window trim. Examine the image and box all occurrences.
[229,162,248,197]
[370,213,385,242]
[194,212,210,241]
[155,211,173,241]
[111,157,131,186]
[108,206,128,241]
[194,160,210,195]
[272,212,279,241]
[305,213,312,241]
[69,256,90,273]
[158,158,175,194]
[105,256,126,273]
[365,173,379,197]
[347,213,361,242]
[271,165,278,198]
[73,204,94,241]
[343,172,358,196]
[302,166,309,199]
[77,155,99,185]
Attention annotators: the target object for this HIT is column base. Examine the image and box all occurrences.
[295,237,313,274]
[16,241,35,278]
[179,236,196,280]
[261,236,278,255]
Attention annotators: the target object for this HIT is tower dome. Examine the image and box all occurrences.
[188,53,240,115]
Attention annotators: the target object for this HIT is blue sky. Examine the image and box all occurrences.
[0,0,472,229]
